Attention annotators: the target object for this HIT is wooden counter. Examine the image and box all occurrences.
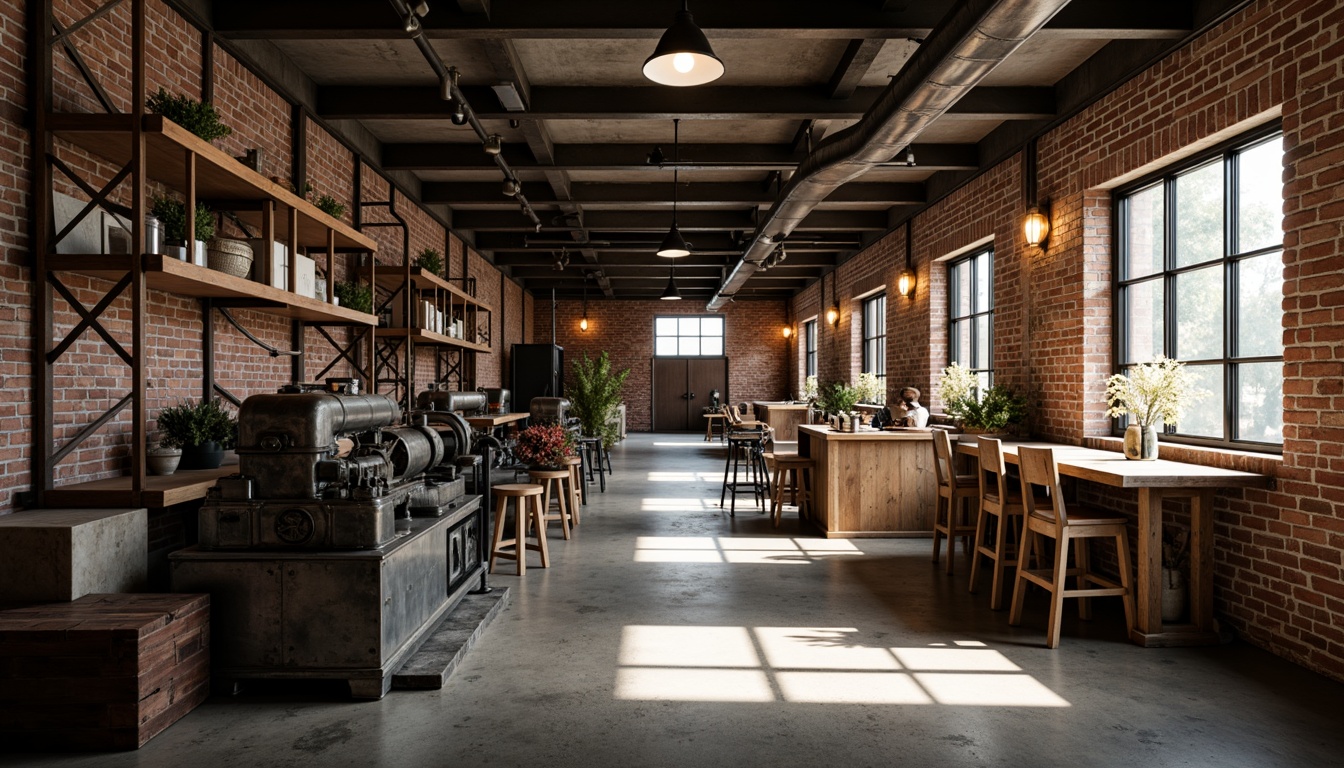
[753,402,811,441]
[797,425,937,538]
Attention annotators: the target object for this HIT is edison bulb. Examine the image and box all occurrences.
[580,317,589,332]
[673,52,695,73]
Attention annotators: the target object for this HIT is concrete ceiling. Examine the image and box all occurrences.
[210,0,1232,301]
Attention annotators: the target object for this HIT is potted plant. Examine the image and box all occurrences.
[156,399,237,470]
[150,195,214,264]
[334,280,373,314]
[314,193,346,219]
[146,87,232,142]
[817,381,860,430]
[568,351,630,449]
[513,423,576,470]
[415,247,443,276]
[1105,356,1207,461]
[936,362,1027,436]
[146,441,182,476]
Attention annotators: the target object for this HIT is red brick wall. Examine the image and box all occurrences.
[532,299,788,431]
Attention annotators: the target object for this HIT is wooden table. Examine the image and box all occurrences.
[465,412,530,431]
[797,425,937,537]
[753,402,811,441]
[955,439,1270,647]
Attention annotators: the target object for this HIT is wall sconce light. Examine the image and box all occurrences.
[782,325,792,339]
[825,270,840,326]
[826,304,839,326]
[1023,204,1050,248]
[897,221,916,299]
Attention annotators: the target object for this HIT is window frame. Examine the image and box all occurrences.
[947,247,995,387]
[804,319,817,379]
[653,314,727,358]
[1112,123,1284,453]
[861,293,887,384]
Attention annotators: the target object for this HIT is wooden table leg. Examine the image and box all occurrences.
[1190,488,1217,635]
[1130,487,1220,647]
[1133,487,1163,641]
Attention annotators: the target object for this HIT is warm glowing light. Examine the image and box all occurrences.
[632,536,863,563]
[777,672,932,704]
[579,316,589,331]
[782,325,793,338]
[755,628,900,670]
[1023,205,1050,247]
[620,626,758,667]
[826,304,840,325]
[891,648,1021,672]
[897,267,916,298]
[616,668,773,702]
[673,52,696,73]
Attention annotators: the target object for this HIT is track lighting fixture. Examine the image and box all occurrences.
[643,1,724,87]
[905,146,916,167]
[657,119,690,257]
[502,177,520,197]
[483,134,502,156]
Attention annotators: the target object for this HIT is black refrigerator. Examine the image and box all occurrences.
[511,343,564,414]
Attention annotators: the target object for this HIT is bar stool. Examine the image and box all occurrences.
[489,483,548,576]
[704,412,727,442]
[931,429,979,574]
[528,469,573,540]
[969,437,1025,609]
[769,454,814,527]
[563,456,584,522]
[720,430,769,515]
[1009,446,1136,648]
[579,437,607,492]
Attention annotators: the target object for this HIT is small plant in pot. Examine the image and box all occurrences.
[817,381,861,430]
[513,423,576,469]
[146,87,232,142]
[150,195,214,263]
[156,399,237,470]
[936,362,1027,437]
[334,280,373,314]
[415,247,443,276]
[146,440,182,476]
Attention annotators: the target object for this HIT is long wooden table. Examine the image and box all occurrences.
[955,439,1270,647]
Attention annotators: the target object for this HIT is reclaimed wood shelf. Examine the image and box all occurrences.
[367,266,495,313]
[50,113,376,252]
[375,326,491,352]
[43,464,238,509]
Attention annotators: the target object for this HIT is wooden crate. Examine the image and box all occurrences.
[0,593,210,751]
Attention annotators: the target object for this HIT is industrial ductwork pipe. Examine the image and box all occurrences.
[706,0,1071,310]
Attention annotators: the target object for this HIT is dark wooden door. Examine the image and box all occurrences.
[652,357,728,431]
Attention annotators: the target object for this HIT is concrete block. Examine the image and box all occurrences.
[0,508,147,602]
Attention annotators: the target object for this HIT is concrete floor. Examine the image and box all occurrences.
[13,433,1344,767]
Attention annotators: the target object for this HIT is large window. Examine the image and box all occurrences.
[804,319,817,378]
[861,293,886,384]
[948,248,994,391]
[1115,128,1283,449]
[655,316,725,356]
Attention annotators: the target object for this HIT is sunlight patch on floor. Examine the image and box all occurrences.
[646,471,726,482]
[633,536,863,564]
[614,625,1070,706]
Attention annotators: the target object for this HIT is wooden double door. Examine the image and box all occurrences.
[652,357,728,431]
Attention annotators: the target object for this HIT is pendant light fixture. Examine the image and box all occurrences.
[580,274,590,331]
[643,1,724,87]
[660,261,682,300]
[657,119,691,258]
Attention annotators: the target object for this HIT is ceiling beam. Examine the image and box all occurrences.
[828,38,886,99]
[384,142,978,172]
[423,181,924,208]
[213,1,1191,40]
[453,209,890,232]
[317,85,1056,121]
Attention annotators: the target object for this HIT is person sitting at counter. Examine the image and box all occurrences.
[899,387,929,427]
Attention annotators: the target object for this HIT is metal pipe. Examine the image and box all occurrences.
[706,0,1070,310]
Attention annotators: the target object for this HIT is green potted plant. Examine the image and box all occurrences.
[513,423,577,469]
[334,280,373,314]
[936,362,1027,435]
[1105,356,1206,461]
[817,381,861,430]
[150,195,214,264]
[416,247,443,276]
[568,351,630,449]
[156,399,237,470]
[146,87,232,142]
[314,193,346,219]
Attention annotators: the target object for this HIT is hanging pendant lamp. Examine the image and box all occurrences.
[580,275,590,331]
[657,119,691,257]
[643,1,724,87]
[660,262,682,300]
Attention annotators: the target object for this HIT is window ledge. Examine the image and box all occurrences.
[1082,435,1282,476]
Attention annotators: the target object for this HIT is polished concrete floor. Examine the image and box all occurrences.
[13,433,1344,767]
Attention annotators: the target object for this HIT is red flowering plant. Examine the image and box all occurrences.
[513,423,577,468]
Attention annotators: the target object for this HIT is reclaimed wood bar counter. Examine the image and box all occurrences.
[797,424,937,537]
[753,401,811,441]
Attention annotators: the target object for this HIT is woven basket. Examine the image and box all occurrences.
[206,237,254,278]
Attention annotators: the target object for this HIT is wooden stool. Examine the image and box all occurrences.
[704,412,727,442]
[529,469,574,539]
[932,429,979,573]
[769,454,814,527]
[563,456,584,522]
[489,484,548,575]
[969,437,1025,610]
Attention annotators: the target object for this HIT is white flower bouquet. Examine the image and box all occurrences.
[1105,356,1205,428]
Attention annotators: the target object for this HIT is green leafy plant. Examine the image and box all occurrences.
[334,280,373,314]
[416,248,443,275]
[146,88,232,142]
[817,381,860,416]
[513,423,577,468]
[569,351,630,449]
[854,372,885,405]
[314,194,346,219]
[156,399,237,449]
[1106,356,1206,428]
[936,363,1026,431]
[150,195,214,244]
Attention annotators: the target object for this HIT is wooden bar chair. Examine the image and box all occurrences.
[528,468,573,540]
[489,483,549,575]
[1008,446,1136,648]
[931,429,978,573]
[563,456,584,523]
[769,454,814,527]
[969,437,1025,610]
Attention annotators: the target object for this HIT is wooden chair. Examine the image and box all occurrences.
[931,429,979,573]
[1008,446,1136,648]
[489,483,548,575]
[528,469,573,540]
[768,454,814,527]
[969,437,1025,609]
[563,456,584,523]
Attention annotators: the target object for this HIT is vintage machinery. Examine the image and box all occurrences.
[479,387,510,414]
[417,388,487,416]
[529,396,573,426]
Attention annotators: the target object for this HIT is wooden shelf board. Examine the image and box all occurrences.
[45,465,236,509]
[50,113,377,252]
[365,267,495,313]
[49,254,377,325]
[375,327,492,352]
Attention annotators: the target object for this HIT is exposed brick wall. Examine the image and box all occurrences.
[531,299,788,432]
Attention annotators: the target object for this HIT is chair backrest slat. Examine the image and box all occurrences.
[1017,446,1067,525]
[931,429,955,488]
[976,437,1011,504]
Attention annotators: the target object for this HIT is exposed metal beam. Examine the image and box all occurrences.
[384,142,979,172]
[424,181,924,208]
[213,0,1191,40]
[453,209,890,232]
[317,85,1056,121]
[829,38,886,98]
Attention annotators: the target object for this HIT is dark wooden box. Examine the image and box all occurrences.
[0,593,210,751]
